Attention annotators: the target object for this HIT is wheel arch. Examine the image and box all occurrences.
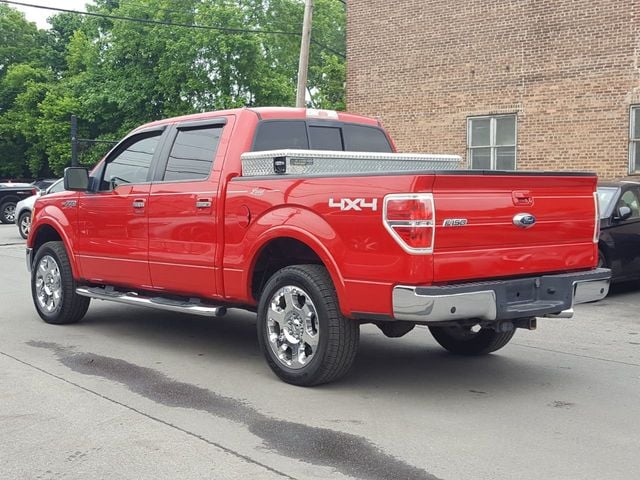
[30,222,80,278]
[248,230,348,315]
[17,207,32,219]
[0,195,19,204]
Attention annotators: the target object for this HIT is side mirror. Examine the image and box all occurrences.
[614,205,632,222]
[64,167,89,192]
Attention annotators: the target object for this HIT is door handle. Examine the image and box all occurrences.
[196,199,212,208]
[132,199,145,209]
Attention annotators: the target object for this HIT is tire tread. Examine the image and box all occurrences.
[429,325,515,355]
[258,264,359,386]
[32,241,89,325]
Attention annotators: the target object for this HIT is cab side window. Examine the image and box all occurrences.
[100,132,162,191]
[163,126,222,182]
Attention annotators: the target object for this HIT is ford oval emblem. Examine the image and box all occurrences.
[513,213,536,228]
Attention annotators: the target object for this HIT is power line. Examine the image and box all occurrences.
[1,0,345,58]
[2,1,299,36]
[118,0,304,28]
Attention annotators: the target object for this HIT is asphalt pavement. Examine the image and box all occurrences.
[0,223,639,480]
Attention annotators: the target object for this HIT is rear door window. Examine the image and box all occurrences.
[163,126,222,182]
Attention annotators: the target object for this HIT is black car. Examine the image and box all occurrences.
[0,184,37,224]
[597,181,640,282]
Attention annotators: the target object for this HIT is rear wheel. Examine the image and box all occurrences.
[0,201,17,224]
[257,264,359,386]
[597,249,607,268]
[18,211,31,239]
[31,241,90,325]
[429,324,515,355]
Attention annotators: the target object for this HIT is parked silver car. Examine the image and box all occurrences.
[15,179,64,239]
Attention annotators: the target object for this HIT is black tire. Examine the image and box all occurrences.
[18,211,31,239]
[257,264,359,386]
[0,200,17,224]
[31,241,90,325]
[428,325,515,355]
[597,249,607,268]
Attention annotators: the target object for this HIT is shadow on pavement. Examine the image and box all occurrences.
[77,303,561,397]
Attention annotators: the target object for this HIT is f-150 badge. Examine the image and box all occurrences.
[442,218,468,226]
[328,198,378,211]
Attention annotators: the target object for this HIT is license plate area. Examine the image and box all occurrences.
[504,281,536,304]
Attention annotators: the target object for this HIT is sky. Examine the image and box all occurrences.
[11,0,91,29]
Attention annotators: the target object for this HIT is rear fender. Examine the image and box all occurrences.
[245,207,349,314]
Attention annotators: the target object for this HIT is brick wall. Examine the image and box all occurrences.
[346,0,639,179]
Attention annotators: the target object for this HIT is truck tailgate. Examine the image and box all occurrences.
[431,173,598,283]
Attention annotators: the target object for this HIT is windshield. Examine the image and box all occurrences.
[597,187,618,218]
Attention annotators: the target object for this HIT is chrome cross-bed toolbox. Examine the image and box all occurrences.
[240,149,461,177]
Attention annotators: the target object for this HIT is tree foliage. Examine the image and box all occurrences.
[0,0,346,177]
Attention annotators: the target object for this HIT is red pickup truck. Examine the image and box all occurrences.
[27,107,610,386]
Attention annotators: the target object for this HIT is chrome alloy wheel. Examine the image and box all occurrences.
[267,285,320,369]
[35,255,62,313]
[20,214,31,237]
[3,204,16,223]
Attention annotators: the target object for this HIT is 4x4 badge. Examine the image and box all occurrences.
[328,198,378,212]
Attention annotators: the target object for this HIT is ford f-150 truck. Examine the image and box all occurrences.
[26,107,610,386]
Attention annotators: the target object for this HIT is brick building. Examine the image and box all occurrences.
[346,0,640,179]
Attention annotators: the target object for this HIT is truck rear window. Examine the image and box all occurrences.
[252,120,392,153]
[253,121,309,150]
[343,124,392,152]
[309,126,343,151]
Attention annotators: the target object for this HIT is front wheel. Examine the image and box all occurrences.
[31,241,90,324]
[257,265,359,386]
[18,211,31,239]
[428,324,515,355]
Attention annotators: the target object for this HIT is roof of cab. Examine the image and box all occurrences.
[134,107,380,132]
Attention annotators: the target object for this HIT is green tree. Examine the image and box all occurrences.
[0,0,347,177]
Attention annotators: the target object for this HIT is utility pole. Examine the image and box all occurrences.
[296,0,313,108]
[70,114,78,167]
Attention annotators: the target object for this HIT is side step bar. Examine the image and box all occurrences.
[76,286,227,317]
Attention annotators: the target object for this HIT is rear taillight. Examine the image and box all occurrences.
[383,193,435,254]
[593,191,600,243]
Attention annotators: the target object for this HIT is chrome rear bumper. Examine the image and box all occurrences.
[393,268,610,323]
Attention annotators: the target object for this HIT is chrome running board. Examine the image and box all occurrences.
[76,286,227,317]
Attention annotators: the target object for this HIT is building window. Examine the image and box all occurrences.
[630,107,640,174]
[467,115,517,170]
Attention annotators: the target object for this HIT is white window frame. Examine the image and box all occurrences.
[629,106,640,174]
[467,114,517,170]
